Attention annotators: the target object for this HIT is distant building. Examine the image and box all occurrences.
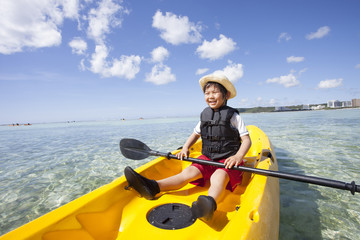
[342,101,352,107]
[275,106,292,111]
[302,104,310,110]
[352,98,360,107]
[328,100,342,108]
[311,105,325,110]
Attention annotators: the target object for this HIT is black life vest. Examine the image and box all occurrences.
[200,106,241,161]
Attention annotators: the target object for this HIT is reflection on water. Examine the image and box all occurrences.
[0,109,359,239]
[276,147,322,240]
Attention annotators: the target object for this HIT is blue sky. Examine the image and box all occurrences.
[0,0,359,124]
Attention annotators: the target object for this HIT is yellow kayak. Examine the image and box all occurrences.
[0,125,279,240]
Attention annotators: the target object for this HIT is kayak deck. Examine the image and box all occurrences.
[0,125,279,240]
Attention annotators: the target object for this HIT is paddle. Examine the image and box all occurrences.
[120,138,359,195]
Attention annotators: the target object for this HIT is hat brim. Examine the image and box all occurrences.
[199,74,236,99]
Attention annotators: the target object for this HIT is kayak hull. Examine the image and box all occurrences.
[1,125,279,240]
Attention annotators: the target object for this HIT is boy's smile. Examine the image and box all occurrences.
[204,85,227,109]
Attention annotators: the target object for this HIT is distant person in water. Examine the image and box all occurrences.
[124,73,251,221]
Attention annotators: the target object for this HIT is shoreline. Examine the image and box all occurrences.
[238,106,359,114]
[1,107,359,127]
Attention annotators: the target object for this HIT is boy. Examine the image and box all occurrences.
[125,74,251,220]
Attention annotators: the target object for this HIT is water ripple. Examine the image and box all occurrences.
[1,110,359,239]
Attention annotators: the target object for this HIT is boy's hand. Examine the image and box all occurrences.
[224,156,243,169]
[176,149,189,160]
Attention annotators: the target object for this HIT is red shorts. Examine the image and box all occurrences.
[190,155,244,192]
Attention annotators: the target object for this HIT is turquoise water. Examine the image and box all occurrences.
[0,109,359,239]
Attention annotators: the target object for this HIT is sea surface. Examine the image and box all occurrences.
[0,109,359,239]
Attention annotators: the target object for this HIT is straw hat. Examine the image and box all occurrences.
[199,74,237,99]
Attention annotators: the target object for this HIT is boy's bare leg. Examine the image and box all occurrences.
[157,166,202,191]
[208,169,229,202]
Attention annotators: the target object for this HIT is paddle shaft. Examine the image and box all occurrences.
[149,150,359,195]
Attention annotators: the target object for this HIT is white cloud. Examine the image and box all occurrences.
[90,44,141,79]
[0,0,127,54]
[278,32,291,42]
[147,46,173,84]
[79,59,86,71]
[266,73,299,88]
[0,0,74,54]
[110,55,142,79]
[87,0,128,44]
[196,68,209,75]
[269,99,276,105]
[317,78,343,89]
[196,34,236,60]
[251,97,277,107]
[90,44,108,74]
[145,63,176,85]
[152,10,202,45]
[196,34,237,60]
[215,22,221,30]
[62,0,80,19]
[81,0,141,80]
[298,68,308,76]
[69,37,87,55]
[213,60,244,82]
[306,26,330,40]
[0,0,143,80]
[287,56,305,63]
[240,98,248,104]
[84,0,142,80]
[86,0,140,80]
[151,46,169,63]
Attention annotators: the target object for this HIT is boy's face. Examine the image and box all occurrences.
[204,85,229,109]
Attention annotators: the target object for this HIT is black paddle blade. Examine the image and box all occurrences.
[120,138,151,160]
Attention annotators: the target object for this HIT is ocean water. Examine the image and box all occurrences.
[0,109,359,239]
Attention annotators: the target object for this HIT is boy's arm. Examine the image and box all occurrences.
[224,134,252,169]
[176,132,200,160]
